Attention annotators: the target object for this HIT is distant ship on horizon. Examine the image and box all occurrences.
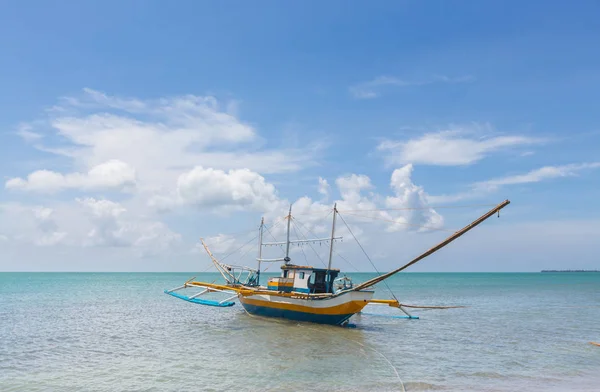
[541,269,599,273]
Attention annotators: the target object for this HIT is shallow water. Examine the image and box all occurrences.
[1,272,599,391]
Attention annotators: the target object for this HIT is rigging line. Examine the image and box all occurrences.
[291,217,328,267]
[263,224,287,256]
[292,218,329,268]
[219,218,286,262]
[231,237,261,266]
[291,221,310,266]
[337,212,399,302]
[216,233,260,263]
[342,211,456,233]
[292,211,359,271]
[211,226,260,239]
[289,209,336,217]
[261,223,285,274]
[338,203,496,212]
[333,249,360,272]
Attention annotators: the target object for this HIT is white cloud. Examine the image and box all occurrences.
[32,207,68,246]
[160,166,281,212]
[0,199,180,254]
[15,123,43,142]
[268,167,443,235]
[378,128,543,166]
[28,89,316,188]
[385,164,443,231]
[336,174,372,200]
[198,165,445,264]
[349,74,475,99]
[317,177,329,199]
[200,234,240,255]
[77,197,180,251]
[429,162,600,203]
[6,160,136,193]
[475,163,600,191]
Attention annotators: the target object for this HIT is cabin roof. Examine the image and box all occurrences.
[281,264,340,272]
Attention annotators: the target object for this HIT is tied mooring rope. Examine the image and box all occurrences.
[241,311,406,391]
[302,324,406,392]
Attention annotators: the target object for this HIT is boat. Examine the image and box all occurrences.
[165,200,510,326]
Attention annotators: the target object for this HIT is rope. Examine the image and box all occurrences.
[261,223,287,273]
[291,221,310,266]
[217,233,260,263]
[301,324,406,392]
[337,212,399,303]
[239,310,406,392]
[290,214,361,272]
[333,250,360,272]
[291,217,328,267]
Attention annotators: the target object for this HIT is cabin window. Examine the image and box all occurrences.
[299,272,305,279]
[283,270,288,278]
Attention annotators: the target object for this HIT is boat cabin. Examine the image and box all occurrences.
[267,265,340,294]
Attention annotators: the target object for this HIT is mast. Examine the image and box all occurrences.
[350,199,511,292]
[284,204,292,264]
[326,203,338,293]
[257,217,264,285]
[327,203,337,271]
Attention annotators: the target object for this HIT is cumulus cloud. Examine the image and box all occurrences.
[385,164,443,231]
[22,89,318,193]
[349,74,475,99]
[265,166,442,235]
[178,167,279,210]
[150,166,281,213]
[378,128,543,166]
[0,199,182,254]
[32,207,68,246]
[317,177,330,199]
[6,160,136,193]
[77,197,180,250]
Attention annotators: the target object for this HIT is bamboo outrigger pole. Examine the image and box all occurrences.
[351,199,511,292]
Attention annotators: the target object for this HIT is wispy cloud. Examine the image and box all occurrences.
[349,74,475,99]
[475,163,600,191]
[378,126,544,166]
[429,162,600,203]
[15,123,43,142]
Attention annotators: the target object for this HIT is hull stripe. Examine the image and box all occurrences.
[239,296,369,315]
[241,303,355,325]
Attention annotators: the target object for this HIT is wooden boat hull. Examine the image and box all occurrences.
[239,290,374,325]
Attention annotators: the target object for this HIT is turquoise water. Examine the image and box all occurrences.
[1,272,599,391]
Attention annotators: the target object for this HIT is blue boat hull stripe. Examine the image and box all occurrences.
[241,302,354,325]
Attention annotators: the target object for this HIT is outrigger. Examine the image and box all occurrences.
[165,200,510,326]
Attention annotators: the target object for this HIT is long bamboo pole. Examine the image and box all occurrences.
[351,199,510,292]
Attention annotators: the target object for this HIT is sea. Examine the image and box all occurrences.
[1,272,599,392]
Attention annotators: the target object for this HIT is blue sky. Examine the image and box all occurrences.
[1,1,599,272]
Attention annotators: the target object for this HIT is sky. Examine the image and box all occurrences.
[1,1,599,272]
